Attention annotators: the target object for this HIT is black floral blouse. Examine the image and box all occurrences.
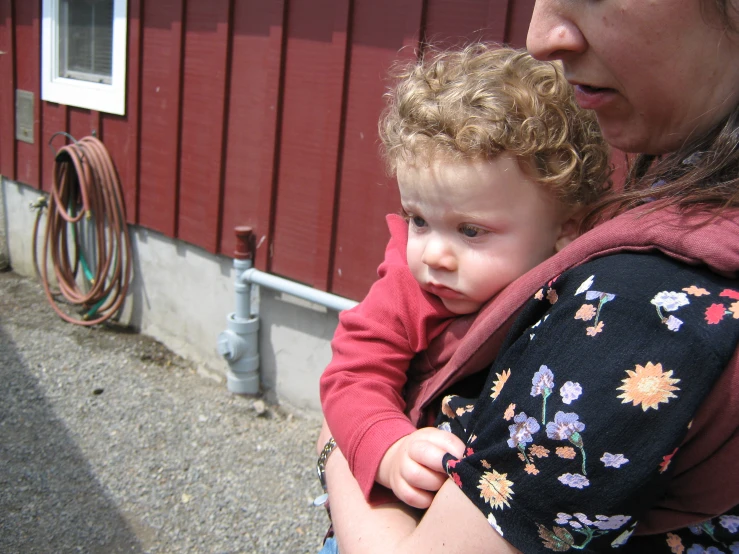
[438,252,739,553]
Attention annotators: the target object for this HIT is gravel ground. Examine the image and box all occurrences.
[0,270,329,553]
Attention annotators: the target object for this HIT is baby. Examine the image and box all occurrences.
[319,44,612,509]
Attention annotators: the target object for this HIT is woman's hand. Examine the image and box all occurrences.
[376,427,466,508]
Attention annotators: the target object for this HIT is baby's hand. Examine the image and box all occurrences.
[377,427,465,509]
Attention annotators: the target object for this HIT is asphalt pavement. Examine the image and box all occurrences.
[0,270,329,553]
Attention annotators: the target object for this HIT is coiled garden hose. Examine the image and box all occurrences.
[33,134,133,326]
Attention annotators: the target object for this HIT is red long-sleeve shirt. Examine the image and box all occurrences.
[319,214,456,499]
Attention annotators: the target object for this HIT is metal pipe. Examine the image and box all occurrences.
[240,268,358,313]
[218,227,260,395]
[219,225,358,396]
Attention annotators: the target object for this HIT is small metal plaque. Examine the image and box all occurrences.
[15,89,34,144]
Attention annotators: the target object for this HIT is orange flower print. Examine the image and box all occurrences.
[705,303,728,324]
[586,321,604,336]
[481,459,491,469]
[478,470,514,510]
[730,301,739,319]
[456,405,474,417]
[556,446,576,459]
[683,285,709,297]
[491,369,511,400]
[617,362,680,411]
[524,464,539,475]
[504,403,516,421]
[666,532,684,554]
[441,396,456,419]
[529,445,550,459]
[546,289,559,304]
[575,304,597,321]
[535,289,544,301]
[518,452,526,461]
[659,448,678,474]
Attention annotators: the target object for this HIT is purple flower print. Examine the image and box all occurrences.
[652,291,689,331]
[585,291,615,303]
[531,366,554,397]
[547,411,588,474]
[651,291,689,312]
[665,315,683,331]
[546,411,585,441]
[547,511,631,550]
[560,381,582,404]
[593,515,631,531]
[531,365,554,423]
[508,412,540,463]
[558,473,590,489]
[600,453,629,468]
[687,547,725,554]
[507,412,540,448]
[720,515,739,533]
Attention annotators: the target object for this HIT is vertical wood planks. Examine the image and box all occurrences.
[329,0,424,299]
[13,0,41,188]
[176,0,231,252]
[137,0,185,237]
[505,0,533,47]
[0,0,542,300]
[219,0,285,269]
[424,0,511,46]
[68,108,100,145]
[101,0,143,224]
[0,0,15,180]
[269,0,352,290]
[40,103,67,193]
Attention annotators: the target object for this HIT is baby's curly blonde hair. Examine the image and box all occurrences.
[379,44,612,206]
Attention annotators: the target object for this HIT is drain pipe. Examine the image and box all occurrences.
[218,227,359,394]
[218,227,261,394]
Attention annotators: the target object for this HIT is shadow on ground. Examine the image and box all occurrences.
[0,325,143,553]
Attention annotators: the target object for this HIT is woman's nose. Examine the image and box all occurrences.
[526,0,587,62]
[421,236,457,271]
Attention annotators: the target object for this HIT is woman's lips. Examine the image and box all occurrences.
[425,283,465,300]
[573,84,617,110]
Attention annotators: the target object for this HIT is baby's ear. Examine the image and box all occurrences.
[554,210,583,252]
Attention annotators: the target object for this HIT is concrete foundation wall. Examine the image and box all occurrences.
[2,177,337,413]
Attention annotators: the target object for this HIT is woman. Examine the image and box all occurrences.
[318,0,739,552]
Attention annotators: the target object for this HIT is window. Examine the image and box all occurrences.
[42,0,128,115]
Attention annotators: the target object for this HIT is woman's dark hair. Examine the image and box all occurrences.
[581,0,739,230]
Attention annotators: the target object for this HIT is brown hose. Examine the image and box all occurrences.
[34,135,133,326]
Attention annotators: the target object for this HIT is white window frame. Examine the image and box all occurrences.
[42,0,128,116]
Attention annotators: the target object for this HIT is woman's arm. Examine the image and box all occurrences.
[324,443,521,554]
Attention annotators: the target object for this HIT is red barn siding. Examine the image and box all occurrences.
[330,0,424,300]
[137,0,185,237]
[219,0,285,269]
[40,103,67,192]
[100,0,143,223]
[176,0,231,252]
[506,0,535,46]
[424,0,510,46]
[3,0,551,301]
[270,0,352,289]
[0,0,15,180]
[13,0,41,187]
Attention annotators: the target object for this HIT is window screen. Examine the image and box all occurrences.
[59,0,114,84]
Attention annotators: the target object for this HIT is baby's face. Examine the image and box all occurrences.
[398,154,574,315]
